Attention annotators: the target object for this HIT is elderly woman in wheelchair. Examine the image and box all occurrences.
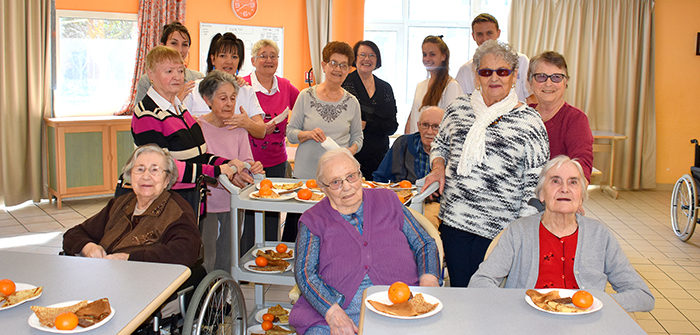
[63,144,201,267]
[468,156,654,312]
[290,149,441,335]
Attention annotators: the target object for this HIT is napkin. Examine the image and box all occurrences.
[321,137,341,151]
[270,108,290,124]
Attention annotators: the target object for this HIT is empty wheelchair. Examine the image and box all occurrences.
[182,270,247,335]
[670,139,700,241]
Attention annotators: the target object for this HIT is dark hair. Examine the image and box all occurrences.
[528,51,570,80]
[160,21,191,45]
[471,13,499,30]
[206,32,245,74]
[352,40,382,69]
[421,35,451,109]
[322,41,355,66]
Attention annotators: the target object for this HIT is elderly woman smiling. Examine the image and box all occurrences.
[422,40,549,287]
[290,149,440,335]
[63,145,201,267]
[469,156,655,312]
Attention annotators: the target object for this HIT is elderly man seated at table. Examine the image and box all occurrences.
[63,144,201,268]
[290,148,441,335]
[469,156,654,312]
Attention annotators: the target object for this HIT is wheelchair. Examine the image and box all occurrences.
[670,139,700,241]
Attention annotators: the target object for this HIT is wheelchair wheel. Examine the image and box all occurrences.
[183,270,247,335]
[671,174,698,241]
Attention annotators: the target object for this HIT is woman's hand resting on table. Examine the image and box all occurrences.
[81,243,129,260]
[325,303,358,335]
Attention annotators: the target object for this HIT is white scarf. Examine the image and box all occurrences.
[457,88,519,176]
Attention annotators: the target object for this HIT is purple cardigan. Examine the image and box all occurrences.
[290,188,419,333]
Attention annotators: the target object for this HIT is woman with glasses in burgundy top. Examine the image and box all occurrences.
[527,51,594,182]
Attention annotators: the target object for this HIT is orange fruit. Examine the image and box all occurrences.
[306,179,317,188]
[388,281,411,304]
[255,256,268,267]
[259,185,273,197]
[276,243,288,253]
[399,180,412,188]
[397,195,406,203]
[262,313,275,322]
[55,312,79,330]
[261,320,273,331]
[572,290,594,308]
[260,179,273,189]
[297,188,312,200]
[0,279,15,295]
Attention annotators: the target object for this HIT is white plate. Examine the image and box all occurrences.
[244,260,292,274]
[0,283,42,310]
[364,291,443,319]
[249,191,295,201]
[252,247,295,260]
[294,192,325,203]
[254,306,291,324]
[524,289,603,315]
[363,181,417,191]
[255,181,303,191]
[247,324,296,335]
[28,300,115,333]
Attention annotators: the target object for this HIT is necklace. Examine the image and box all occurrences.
[322,85,343,101]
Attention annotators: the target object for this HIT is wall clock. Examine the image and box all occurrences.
[232,0,258,20]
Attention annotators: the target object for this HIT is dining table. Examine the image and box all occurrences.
[359,285,646,335]
[0,250,190,334]
[591,130,628,199]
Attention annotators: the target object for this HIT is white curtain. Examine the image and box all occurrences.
[509,0,656,189]
[306,0,332,84]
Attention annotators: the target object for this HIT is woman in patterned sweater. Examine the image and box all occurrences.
[132,46,252,210]
[422,40,550,287]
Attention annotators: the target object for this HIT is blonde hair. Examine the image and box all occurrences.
[146,45,184,71]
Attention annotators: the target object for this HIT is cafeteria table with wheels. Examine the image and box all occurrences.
[0,251,190,334]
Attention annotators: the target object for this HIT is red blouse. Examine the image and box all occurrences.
[535,222,579,289]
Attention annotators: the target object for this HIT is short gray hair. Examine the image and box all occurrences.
[535,155,589,202]
[251,39,280,57]
[198,70,239,102]
[122,144,178,189]
[316,148,361,187]
[473,39,519,72]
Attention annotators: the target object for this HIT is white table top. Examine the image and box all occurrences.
[360,286,645,335]
[0,251,190,334]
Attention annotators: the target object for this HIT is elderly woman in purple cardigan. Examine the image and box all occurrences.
[290,149,441,335]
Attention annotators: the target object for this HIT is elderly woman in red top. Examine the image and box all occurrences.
[290,149,440,335]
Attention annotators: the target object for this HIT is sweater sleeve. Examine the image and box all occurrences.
[62,198,116,255]
[602,230,655,312]
[401,206,442,285]
[562,109,594,181]
[519,111,550,217]
[468,223,518,287]
[286,90,307,144]
[429,102,455,167]
[347,96,364,151]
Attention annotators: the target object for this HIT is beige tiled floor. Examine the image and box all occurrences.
[1,187,700,334]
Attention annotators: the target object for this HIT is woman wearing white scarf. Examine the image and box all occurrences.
[421,40,550,287]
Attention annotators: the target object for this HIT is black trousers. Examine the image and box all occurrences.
[439,224,493,287]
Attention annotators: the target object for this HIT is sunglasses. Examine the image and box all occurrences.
[477,68,513,77]
[531,73,567,83]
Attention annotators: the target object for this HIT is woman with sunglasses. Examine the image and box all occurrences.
[285,41,363,241]
[528,51,594,181]
[342,40,398,180]
[290,149,440,335]
[422,40,550,287]
[404,35,461,134]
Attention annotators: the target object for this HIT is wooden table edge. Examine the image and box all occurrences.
[118,266,192,335]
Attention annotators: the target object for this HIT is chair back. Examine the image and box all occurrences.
[407,207,443,266]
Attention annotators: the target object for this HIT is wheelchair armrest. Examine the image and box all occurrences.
[177,285,195,316]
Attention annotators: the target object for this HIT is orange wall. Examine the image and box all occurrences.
[655,0,700,185]
[56,0,365,90]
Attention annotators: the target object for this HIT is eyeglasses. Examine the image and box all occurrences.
[321,171,362,190]
[418,123,439,131]
[256,54,279,61]
[358,52,376,59]
[477,68,513,77]
[531,73,567,83]
[133,165,169,176]
[326,60,350,71]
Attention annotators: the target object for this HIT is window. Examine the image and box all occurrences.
[364,0,511,132]
[54,10,138,117]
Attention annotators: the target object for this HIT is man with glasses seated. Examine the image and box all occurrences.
[455,13,536,104]
[373,106,444,228]
[290,149,441,335]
